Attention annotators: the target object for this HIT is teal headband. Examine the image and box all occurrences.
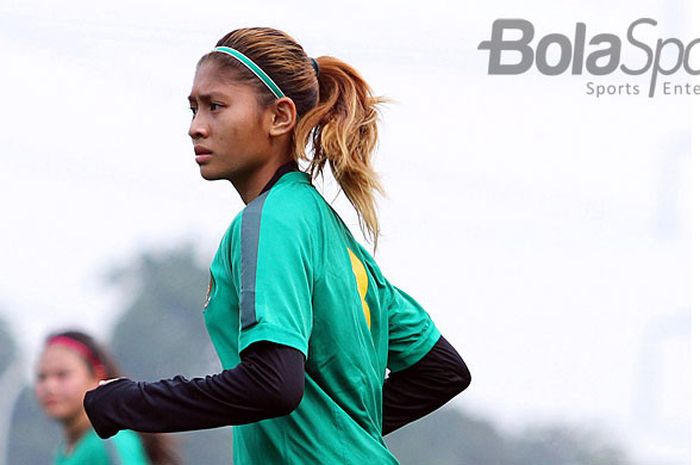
[212,46,285,99]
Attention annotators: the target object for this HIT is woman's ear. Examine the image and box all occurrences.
[269,97,297,137]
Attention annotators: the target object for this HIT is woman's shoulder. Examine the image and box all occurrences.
[110,428,142,444]
[256,178,325,227]
[54,429,105,464]
[107,430,149,464]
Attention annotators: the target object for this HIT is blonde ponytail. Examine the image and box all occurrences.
[294,56,386,250]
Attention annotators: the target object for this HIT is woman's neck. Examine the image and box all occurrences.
[234,156,295,204]
[63,411,91,450]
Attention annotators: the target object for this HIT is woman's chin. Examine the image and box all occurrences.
[199,167,223,181]
[43,405,71,421]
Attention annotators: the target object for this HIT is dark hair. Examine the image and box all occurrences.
[199,27,386,250]
[44,330,180,465]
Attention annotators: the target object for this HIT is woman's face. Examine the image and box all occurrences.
[34,345,99,422]
[188,60,273,183]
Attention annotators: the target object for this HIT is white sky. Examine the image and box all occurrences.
[0,1,696,464]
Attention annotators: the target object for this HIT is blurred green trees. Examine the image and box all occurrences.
[386,409,631,465]
[105,244,231,464]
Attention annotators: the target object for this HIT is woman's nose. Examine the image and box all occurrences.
[188,113,209,140]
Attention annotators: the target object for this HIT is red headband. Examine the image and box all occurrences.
[47,336,106,375]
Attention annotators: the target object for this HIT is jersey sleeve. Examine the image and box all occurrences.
[235,190,316,357]
[386,285,441,372]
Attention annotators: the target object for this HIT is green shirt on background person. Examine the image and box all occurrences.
[55,428,149,465]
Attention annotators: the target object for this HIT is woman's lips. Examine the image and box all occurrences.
[194,146,213,164]
[42,398,60,407]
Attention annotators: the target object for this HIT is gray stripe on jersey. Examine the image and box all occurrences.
[240,190,271,330]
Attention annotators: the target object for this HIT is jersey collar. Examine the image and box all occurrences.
[259,160,302,195]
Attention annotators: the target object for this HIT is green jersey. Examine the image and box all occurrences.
[204,170,440,464]
[54,428,149,465]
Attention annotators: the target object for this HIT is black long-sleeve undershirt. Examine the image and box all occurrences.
[84,336,469,440]
[84,342,305,439]
[382,336,471,435]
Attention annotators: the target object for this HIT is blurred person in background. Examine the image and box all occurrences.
[35,330,179,465]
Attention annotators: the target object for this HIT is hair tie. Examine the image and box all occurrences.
[310,57,320,77]
[212,46,285,99]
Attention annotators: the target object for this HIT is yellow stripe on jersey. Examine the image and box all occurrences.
[347,248,371,329]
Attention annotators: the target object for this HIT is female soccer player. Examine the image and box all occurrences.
[35,330,178,465]
[84,27,470,464]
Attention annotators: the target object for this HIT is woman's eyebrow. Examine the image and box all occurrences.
[188,94,211,103]
[188,92,228,103]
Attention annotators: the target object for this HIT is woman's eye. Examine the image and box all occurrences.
[189,107,197,116]
[209,102,222,111]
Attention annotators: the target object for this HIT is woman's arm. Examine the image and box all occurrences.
[83,342,305,439]
[382,336,470,435]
